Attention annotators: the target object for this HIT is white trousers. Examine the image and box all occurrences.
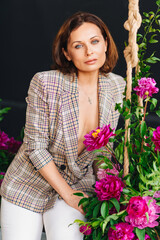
[1,197,85,240]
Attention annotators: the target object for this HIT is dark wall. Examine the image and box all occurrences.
[0,0,159,138]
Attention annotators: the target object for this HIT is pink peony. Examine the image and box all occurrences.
[126,196,148,217]
[97,167,119,180]
[0,172,5,186]
[108,222,135,240]
[83,124,116,151]
[133,77,159,99]
[152,126,160,151]
[95,174,124,201]
[0,131,10,150]
[125,196,160,229]
[7,137,22,154]
[79,224,92,235]
[153,191,160,198]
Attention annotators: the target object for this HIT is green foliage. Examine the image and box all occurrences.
[0,99,11,122]
[136,1,160,80]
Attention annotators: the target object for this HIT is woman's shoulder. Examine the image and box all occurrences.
[33,70,69,83]
[29,70,72,91]
[103,72,126,103]
[106,72,126,87]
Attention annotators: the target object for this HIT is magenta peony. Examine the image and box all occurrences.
[7,137,22,154]
[152,126,160,151]
[95,174,124,201]
[108,222,135,240]
[79,224,92,235]
[126,196,148,217]
[125,196,160,229]
[0,172,5,186]
[0,131,10,150]
[133,77,159,99]
[97,167,119,180]
[83,124,116,151]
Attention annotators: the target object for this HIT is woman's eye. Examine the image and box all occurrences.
[92,40,99,44]
[75,44,83,49]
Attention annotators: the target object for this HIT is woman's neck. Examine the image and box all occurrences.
[77,70,99,87]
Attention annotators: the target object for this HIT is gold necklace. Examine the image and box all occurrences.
[78,84,94,105]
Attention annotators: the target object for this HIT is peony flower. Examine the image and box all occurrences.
[0,131,10,150]
[152,126,160,151]
[126,196,148,218]
[153,191,160,198]
[0,172,5,186]
[125,196,160,229]
[133,77,159,99]
[7,137,22,154]
[95,174,124,201]
[108,222,135,240]
[79,224,92,235]
[83,124,116,151]
[97,167,119,180]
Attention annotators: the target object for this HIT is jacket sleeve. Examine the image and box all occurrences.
[23,72,54,170]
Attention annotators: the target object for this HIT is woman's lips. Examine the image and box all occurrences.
[84,59,97,64]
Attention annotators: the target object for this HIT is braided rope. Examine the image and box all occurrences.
[123,0,142,177]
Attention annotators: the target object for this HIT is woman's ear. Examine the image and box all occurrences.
[62,48,72,61]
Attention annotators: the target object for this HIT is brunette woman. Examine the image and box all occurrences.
[1,11,125,240]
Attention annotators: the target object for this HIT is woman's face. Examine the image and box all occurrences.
[63,22,107,75]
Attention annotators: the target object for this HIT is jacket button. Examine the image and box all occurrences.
[60,164,66,170]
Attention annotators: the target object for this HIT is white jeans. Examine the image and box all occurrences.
[1,197,85,240]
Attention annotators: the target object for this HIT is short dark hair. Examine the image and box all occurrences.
[52,11,118,75]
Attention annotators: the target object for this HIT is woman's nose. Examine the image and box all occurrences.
[86,45,93,56]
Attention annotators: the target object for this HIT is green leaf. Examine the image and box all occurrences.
[139,43,147,49]
[122,188,130,194]
[156,0,160,6]
[156,110,160,117]
[143,12,149,17]
[73,192,84,197]
[135,228,145,240]
[109,198,120,212]
[140,121,147,138]
[78,197,89,207]
[91,220,101,228]
[93,203,101,218]
[146,58,157,64]
[100,201,109,219]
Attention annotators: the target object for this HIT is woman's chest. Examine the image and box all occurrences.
[78,94,99,155]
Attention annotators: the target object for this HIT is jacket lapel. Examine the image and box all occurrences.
[61,74,83,177]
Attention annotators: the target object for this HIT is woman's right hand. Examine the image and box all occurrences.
[64,190,88,215]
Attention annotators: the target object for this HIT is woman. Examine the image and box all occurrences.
[1,11,125,240]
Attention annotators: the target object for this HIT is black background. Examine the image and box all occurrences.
[0,0,160,138]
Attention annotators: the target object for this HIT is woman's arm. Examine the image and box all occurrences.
[24,72,87,214]
[39,160,88,215]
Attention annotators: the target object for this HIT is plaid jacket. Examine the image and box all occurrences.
[1,70,125,213]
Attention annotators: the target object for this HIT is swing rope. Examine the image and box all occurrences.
[123,0,142,177]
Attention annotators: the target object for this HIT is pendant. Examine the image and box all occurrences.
[88,97,92,104]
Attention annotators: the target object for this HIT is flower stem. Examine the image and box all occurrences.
[154,228,160,240]
[140,99,148,153]
[105,145,119,170]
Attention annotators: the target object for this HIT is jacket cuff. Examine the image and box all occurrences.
[29,149,53,170]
